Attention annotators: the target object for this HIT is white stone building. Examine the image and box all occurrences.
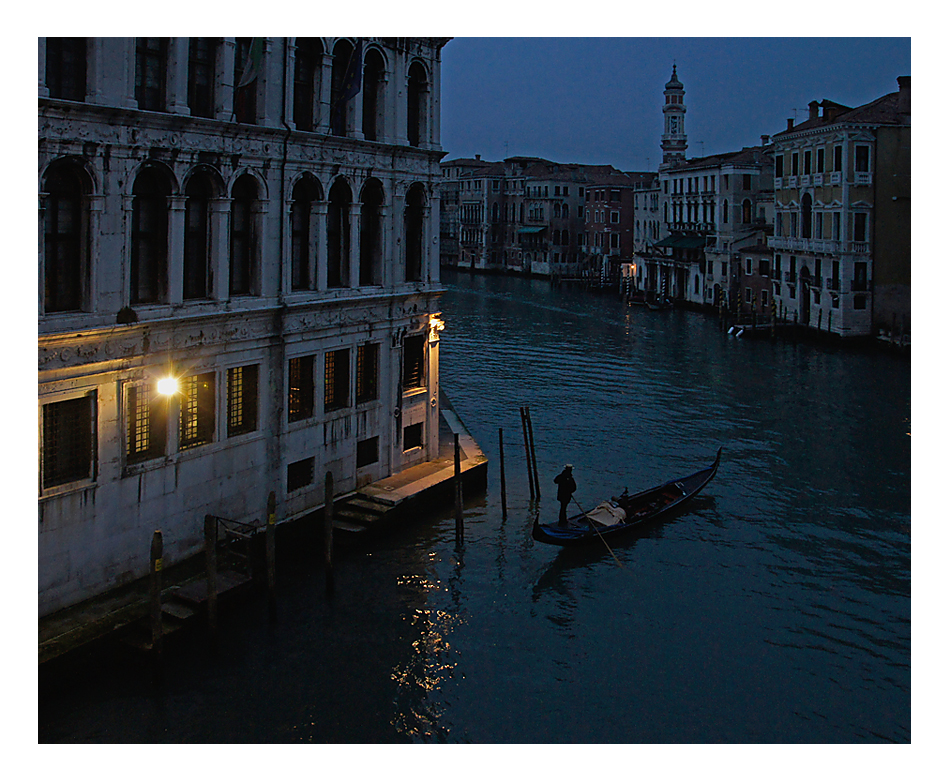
[38,37,450,616]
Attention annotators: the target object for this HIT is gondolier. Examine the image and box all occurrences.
[554,465,577,527]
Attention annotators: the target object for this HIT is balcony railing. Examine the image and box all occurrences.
[826,278,840,292]
[854,171,872,186]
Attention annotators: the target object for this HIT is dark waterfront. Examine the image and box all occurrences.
[38,270,911,743]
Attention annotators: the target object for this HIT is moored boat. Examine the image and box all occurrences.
[532,448,722,546]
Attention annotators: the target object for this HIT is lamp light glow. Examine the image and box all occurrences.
[157,377,179,396]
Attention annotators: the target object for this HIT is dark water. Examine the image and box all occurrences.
[38,270,911,743]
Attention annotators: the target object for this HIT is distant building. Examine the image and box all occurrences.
[641,67,774,308]
[769,77,911,338]
[441,156,601,277]
[39,37,450,615]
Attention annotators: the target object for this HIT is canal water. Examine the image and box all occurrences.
[38,270,911,744]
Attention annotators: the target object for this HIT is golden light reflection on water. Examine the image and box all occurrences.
[390,596,467,740]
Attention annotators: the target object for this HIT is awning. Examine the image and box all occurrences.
[517,226,546,234]
[655,235,706,249]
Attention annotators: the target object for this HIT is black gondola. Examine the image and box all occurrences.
[532,448,722,546]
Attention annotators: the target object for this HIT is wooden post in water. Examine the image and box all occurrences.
[204,514,218,640]
[525,406,540,499]
[266,490,276,609]
[324,471,334,595]
[455,433,464,545]
[149,529,163,677]
[498,427,507,519]
[520,407,535,500]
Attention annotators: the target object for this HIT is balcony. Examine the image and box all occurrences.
[854,171,872,186]
[826,278,840,292]
[812,173,824,186]
[830,172,842,185]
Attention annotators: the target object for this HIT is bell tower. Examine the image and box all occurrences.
[661,65,688,166]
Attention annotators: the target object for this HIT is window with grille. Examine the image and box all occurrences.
[179,372,215,450]
[46,37,86,101]
[402,335,425,391]
[42,395,95,490]
[126,381,166,463]
[356,343,379,404]
[288,355,314,422]
[227,365,258,437]
[324,348,350,411]
[135,38,168,112]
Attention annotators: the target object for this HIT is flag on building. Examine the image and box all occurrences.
[237,38,264,89]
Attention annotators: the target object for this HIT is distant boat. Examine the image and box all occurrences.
[646,294,673,310]
[532,448,722,547]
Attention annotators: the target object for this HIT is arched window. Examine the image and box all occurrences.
[184,172,214,300]
[742,198,753,224]
[360,179,385,286]
[43,162,88,312]
[291,176,321,291]
[362,48,385,142]
[404,184,426,282]
[294,38,322,132]
[46,37,86,102]
[188,38,217,118]
[327,179,352,287]
[407,61,428,147]
[135,38,168,112]
[331,40,360,137]
[800,193,812,239]
[229,174,258,296]
[131,167,170,304]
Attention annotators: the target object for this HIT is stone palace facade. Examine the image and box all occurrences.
[39,37,450,615]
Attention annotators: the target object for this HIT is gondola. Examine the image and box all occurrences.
[532,448,722,546]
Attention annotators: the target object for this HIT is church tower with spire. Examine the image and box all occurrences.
[661,65,688,166]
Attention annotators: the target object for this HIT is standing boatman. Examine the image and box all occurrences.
[554,465,577,527]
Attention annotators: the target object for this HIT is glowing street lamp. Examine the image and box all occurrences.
[157,376,179,397]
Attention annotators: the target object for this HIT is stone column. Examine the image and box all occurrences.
[315,202,328,292]
[167,196,186,304]
[379,204,392,288]
[210,198,230,301]
[167,38,190,115]
[87,195,105,313]
[348,203,361,289]
[317,52,332,134]
[219,38,236,121]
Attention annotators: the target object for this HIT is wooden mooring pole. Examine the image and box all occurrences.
[324,471,334,595]
[520,407,535,500]
[455,432,464,545]
[525,406,540,499]
[498,427,507,519]
[149,529,163,679]
[204,514,218,640]
[266,491,276,609]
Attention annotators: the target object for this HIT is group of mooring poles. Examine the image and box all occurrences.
[520,406,541,501]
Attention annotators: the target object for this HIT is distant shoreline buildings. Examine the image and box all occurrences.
[440,68,910,342]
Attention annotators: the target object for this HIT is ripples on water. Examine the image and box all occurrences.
[38,271,910,744]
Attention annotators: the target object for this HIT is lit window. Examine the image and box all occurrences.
[179,372,215,450]
[288,355,315,422]
[324,348,350,412]
[126,381,167,462]
[227,365,258,437]
[42,395,95,490]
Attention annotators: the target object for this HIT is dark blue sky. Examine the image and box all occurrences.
[440,38,911,171]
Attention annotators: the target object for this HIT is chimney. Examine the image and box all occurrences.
[897,76,910,114]
[761,134,771,147]
[787,118,795,131]
[475,154,481,161]
[809,100,820,121]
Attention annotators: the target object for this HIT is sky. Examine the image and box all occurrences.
[440,37,911,172]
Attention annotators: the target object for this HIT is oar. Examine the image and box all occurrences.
[571,496,625,569]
